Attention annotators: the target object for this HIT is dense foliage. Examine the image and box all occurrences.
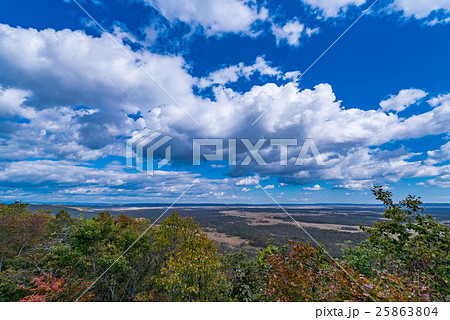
[0,187,448,301]
[343,186,449,301]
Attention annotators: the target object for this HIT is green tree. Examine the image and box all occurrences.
[155,212,229,301]
[46,212,157,301]
[345,186,449,301]
[45,211,229,302]
[223,251,265,301]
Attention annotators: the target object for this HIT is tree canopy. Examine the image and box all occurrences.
[0,187,448,302]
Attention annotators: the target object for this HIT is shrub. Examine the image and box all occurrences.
[353,186,450,301]
[261,241,429,302]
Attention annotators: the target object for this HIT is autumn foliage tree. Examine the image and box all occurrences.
[0,202,51,271]
[0,202,53,301]
[19,268,94,302]
[259,241,429,302]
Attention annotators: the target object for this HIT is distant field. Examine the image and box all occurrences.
[28,204,450,258]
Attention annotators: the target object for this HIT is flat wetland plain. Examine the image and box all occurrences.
[29,204,450,257]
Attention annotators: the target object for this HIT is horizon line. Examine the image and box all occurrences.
[22,202,450,207]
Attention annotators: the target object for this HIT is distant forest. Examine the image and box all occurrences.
[0,187,448,302]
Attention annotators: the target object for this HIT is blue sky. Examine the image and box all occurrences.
[0,0,449,204]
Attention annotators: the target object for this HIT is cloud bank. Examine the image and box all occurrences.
[0,22,449,202]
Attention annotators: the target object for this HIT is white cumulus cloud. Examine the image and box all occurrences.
[389,0,450,20]
[303,184,323,191]
[145,0,268,35]
[380,89,427,112]
[197,56,281,89]
[1,24,450,198]
[272,20,305,47]
[302,0,367,18]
